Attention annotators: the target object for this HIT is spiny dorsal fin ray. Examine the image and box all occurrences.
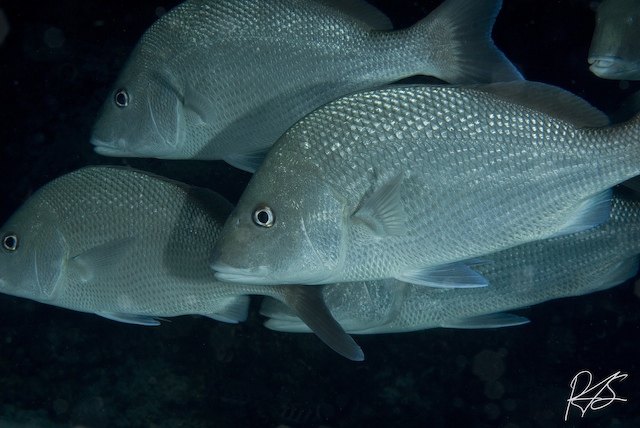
[474,81,610,127]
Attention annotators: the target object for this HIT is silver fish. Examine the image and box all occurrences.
[589,0,640,80]
[0,166,363,361]
[261,194,640,334]
[90,0,522,172]
[211,81,639,288]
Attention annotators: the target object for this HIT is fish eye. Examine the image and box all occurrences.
[114,88,130,108]
[2,233,18,252]
[252,204,275,228]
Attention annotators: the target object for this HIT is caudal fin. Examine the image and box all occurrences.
[272,285,365,361]
[413,0,523,83]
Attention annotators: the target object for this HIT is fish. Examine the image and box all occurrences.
[588,0,640,80]
[90,0,522,172]
[260,193,640,334]
[211,80,640,288]
[0,166,363,361]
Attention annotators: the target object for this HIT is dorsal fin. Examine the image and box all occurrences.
[474,81,610,127]
[314,0,393,30]
[82,166,234,220]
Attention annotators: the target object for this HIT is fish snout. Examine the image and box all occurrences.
[91,137,129,156]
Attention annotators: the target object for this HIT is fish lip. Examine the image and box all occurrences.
[588,56,618,67]
[91,137,131,157]
[588,56,626,77]
[211,263,271,285]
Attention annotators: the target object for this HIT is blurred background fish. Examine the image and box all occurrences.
[0,166,362,360]
[0,9,8,46]
[90,0,522,171]
[262,193,640,334]
[589,0,640,80]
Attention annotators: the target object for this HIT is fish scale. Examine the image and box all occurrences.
[91,0,522,171]
[212,81,640,287]
[13,167,236,315]
[262,194,640,334]
[0,167,366,361]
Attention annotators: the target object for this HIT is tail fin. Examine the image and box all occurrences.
[412,0,523,83]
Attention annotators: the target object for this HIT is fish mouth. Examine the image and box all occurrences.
[211,263,272,285]
[91,137,133,157]
[588,56,624,77]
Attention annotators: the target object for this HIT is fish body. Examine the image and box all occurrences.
[261,194,640,334]
[211,81,640,287]
[589,0,640,80]
[90,0,521,171]
[0,167,363,360]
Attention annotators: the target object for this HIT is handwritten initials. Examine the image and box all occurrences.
[564,370,628,421]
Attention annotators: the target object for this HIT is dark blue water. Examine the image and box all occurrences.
[0,1,639,427]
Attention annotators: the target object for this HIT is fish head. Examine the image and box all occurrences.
[588,0,640,79]
[588,55,640,79]
[91,55,187,158]
[212,158,347,285]
[0,204,67,302]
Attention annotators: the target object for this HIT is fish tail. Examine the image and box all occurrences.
[411,0,523,83]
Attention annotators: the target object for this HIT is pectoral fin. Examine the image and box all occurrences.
[184,84,216,123]
[223,149,270,173]
[440,313,529,329]
[275,285,364,361]
[353,173,406,236]
[69,238,137,283]
[396,261,490,288]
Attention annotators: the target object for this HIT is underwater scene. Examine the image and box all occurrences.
[1,0,640,427]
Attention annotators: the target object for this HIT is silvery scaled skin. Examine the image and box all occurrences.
[261,194,640,334]
[211,81,640,287]
[589,0,640,80]
[91,0,522,171]
[0,167,363,361]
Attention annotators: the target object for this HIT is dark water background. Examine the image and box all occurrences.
[0,0,639,427]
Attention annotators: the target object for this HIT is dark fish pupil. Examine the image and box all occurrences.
[114,89,129,107]
[252,204,274,227]
[2,234,18,251]
[257,211,270,225]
